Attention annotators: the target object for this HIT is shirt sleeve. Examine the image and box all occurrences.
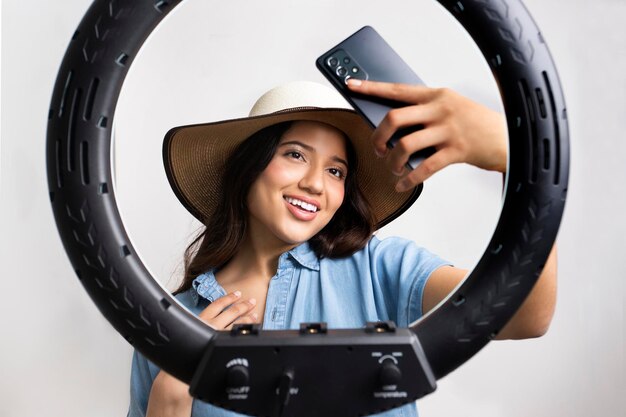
[367,236,452,327]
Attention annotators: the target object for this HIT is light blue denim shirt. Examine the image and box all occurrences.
[128,235,450,417]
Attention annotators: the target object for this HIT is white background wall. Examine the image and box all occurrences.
[1,0,624,416]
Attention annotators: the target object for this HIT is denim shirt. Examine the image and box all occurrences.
[128,236,450,417]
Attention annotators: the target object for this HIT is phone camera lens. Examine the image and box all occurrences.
[336,66,348,77]
[343,57,351,64]
[327,57,339,67]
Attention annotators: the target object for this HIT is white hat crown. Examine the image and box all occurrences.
[249,81,351,117]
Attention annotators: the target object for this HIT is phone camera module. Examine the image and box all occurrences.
[336,66,348,77]
[327,56,339,67]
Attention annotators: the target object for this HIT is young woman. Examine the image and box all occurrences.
[128,81,557,417]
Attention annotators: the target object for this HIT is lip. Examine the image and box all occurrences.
[283,195,320,222]
[283,194,321,210]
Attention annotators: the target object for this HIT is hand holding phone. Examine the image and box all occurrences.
[316,26,436,170]
[344,78,509,193]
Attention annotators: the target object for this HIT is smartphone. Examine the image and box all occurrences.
[316,26,435,170]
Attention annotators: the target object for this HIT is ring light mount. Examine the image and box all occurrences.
[46,1,568,416]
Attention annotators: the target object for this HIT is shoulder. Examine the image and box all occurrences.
[366,235,418,251]
[358,235,441,265]
[322,235,448,278]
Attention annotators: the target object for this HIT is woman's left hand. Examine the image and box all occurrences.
[346,79,508,191]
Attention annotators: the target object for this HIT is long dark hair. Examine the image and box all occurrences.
[174,121,375,294]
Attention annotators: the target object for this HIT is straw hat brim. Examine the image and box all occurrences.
[163,107,422,229]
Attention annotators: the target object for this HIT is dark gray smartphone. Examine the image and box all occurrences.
[316,26,435,169]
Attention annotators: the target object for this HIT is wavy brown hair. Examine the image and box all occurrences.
[174,121,376,294]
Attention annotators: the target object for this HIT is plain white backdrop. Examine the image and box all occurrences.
[1,0,624,416]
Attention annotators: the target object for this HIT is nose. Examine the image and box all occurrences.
[298,165,324,195]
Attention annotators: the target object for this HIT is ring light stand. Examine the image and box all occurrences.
[46,1,569,416]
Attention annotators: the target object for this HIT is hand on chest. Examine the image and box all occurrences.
[219,279,269,324]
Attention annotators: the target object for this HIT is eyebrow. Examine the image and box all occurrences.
[280,140,349,169]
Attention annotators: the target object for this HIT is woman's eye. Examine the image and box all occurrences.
[328,168,346,179]
[287,151,303,160]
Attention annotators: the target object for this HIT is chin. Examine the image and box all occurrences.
[275,225,321,246]
[278,232,315,246]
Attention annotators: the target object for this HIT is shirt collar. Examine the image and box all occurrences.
[190,272,226,307]
[286,241,320,271]
[188,242,320,306]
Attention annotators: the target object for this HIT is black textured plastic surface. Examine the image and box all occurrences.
[46,0,212,384]
[46,0,569,413]
[189,328,436,417]
[412,0,569,380]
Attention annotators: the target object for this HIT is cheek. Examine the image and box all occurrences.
[327,182,346,212]
[263,159,301,185]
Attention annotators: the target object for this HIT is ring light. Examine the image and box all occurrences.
[46,1,569,416]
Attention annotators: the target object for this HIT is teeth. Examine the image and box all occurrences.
[285,197,318,213]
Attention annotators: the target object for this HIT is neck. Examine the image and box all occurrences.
[217,220,299,286]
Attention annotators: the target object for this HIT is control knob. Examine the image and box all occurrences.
[226,365,249,388]
[378,359,402,389]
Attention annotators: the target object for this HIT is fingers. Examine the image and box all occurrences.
[372,105,442,159]
[198,290,242,320]
[347,80,441,162]
[199,291,259,330]
[346,79,439,105]
[386,126,447,176]
[348,80,507,188]
[395,148,456,192]
[211,298,257,330]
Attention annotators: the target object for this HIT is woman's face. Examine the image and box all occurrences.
[246,120,349,248]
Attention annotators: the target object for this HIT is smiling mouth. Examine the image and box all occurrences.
[284,197,319,213]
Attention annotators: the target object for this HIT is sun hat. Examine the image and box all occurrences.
[163,81,422,229]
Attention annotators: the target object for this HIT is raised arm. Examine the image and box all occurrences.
[347,79,557,339]
[423,246,557,339]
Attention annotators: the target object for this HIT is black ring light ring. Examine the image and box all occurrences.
[46,1,568,415]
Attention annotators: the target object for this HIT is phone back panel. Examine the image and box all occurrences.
[316,26,425,127]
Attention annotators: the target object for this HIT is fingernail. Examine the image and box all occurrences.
[249,298,257,305]
[392,167,404,176]
[347,78,362,87]
[233,291,241,297]
[395,180,409,192]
